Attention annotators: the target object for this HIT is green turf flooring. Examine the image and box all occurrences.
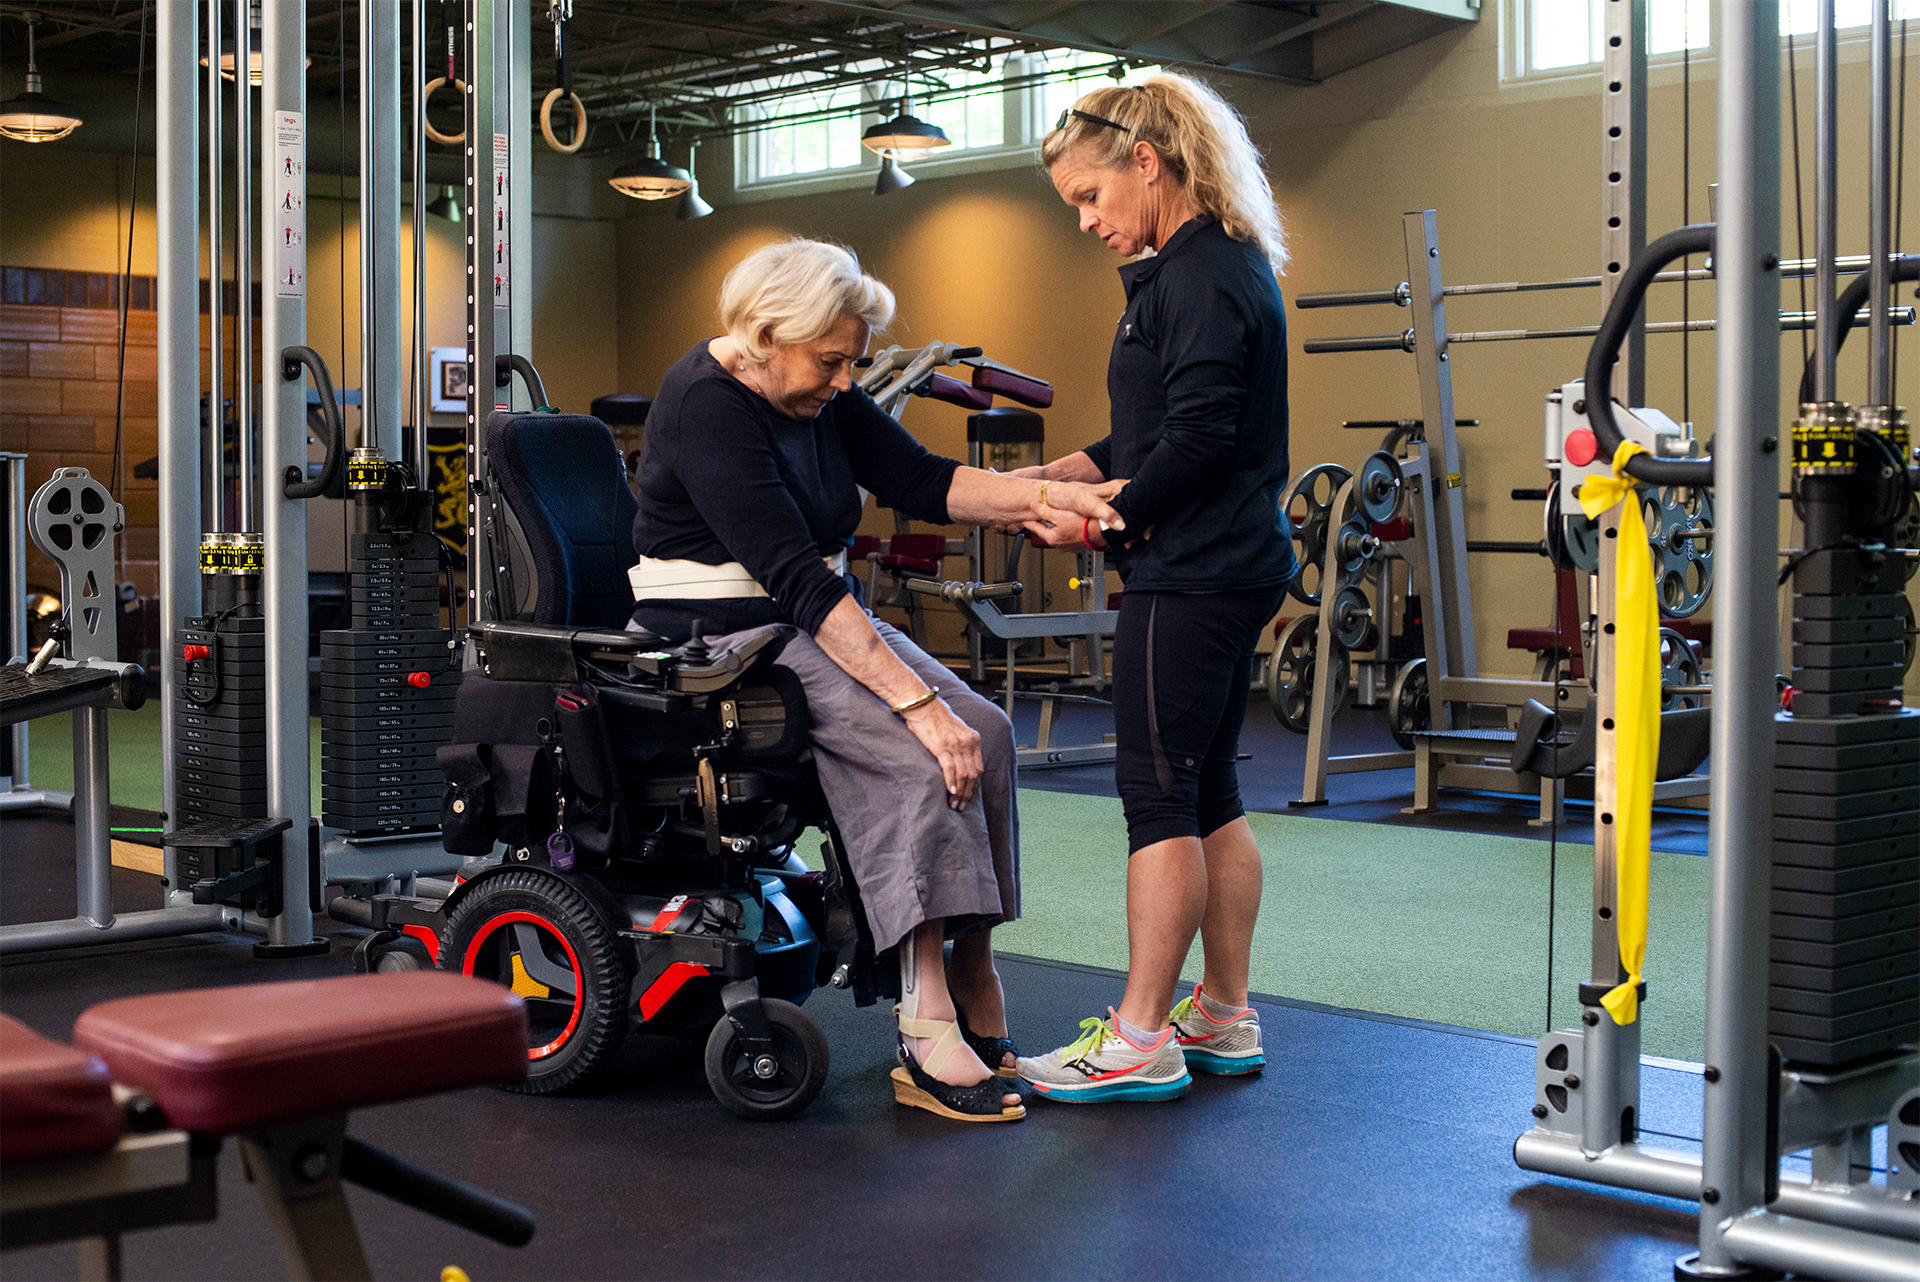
[21,705,1707,1061]
[995,789,1707,1063]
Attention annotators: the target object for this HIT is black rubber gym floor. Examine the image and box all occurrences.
[2,812,1710,1281]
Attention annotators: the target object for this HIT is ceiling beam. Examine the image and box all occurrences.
[1119,2,1239,52]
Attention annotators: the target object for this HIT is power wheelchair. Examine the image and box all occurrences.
[340,407,898,1120]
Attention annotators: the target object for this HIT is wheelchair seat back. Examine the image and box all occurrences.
[485,410,637,629]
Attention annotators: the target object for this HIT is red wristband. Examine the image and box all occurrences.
[1082,517,1093,548]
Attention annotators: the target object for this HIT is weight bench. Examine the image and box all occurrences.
[1,971,534,1281]
[905,578,1118,769]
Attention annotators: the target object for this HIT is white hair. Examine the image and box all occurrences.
[717,238,896,363]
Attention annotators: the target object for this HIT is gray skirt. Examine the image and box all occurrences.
[706,617,1020,953]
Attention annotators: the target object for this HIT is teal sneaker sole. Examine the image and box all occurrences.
[1181,1047,1265,1075]
[1027,1071,1192,1103]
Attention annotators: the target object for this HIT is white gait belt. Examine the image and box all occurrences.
[629,551,849,601]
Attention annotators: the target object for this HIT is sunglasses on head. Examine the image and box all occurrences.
[1056,107,1128,135]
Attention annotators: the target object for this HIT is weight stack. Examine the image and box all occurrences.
[1770,412,1920,1067]
[171,532,268,831]
[320,521,459,838]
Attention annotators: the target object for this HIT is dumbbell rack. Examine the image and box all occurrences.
[318,452,460,840]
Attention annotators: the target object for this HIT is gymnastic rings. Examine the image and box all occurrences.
[540,87,587,154]
[423,77,466,145]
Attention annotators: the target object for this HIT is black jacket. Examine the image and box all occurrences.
[1085,217,1293,592]
[629,344,958,640]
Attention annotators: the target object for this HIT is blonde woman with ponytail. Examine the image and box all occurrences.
[1013,73,1296,1103]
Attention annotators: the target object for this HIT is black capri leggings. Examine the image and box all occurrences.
[1112,584,1288,854]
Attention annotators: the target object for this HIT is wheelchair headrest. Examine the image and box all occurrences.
[485,411,638,629]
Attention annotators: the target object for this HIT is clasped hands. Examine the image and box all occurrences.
[1009,469,1129,551]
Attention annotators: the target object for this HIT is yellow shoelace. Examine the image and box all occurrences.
[1064,1015,1112,1062]
[1169,996,1197,1026]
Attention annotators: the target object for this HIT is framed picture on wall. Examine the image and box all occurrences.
[430,346,470,413]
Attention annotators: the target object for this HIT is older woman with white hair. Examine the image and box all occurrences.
[629,237,1123,1123]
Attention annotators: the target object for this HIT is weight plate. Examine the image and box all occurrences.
[1331,585,1374,650]
[1891,494,1919,588]
[1336,517,1377,579]
[1644,484,1714,618]
[1282,463,1352,608]
[1267,615,1350,734]
[1544,487,1601,573]
[1901,595,1917,676]
[1658,626,1705,711]
[1386,657,1430,751]
[1357,451,1405,525]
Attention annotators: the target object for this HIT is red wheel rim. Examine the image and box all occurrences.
[462,911,584,1060]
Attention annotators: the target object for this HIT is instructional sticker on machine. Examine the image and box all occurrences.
[492,132,510,304]
[273,112,305,298]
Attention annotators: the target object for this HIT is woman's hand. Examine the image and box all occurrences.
[900,698,983,808]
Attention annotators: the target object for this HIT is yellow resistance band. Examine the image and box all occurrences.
[1577,440,1662,1025]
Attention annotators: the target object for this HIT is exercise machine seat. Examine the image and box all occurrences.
[486,411,638,630]
[70,972,528,1136]
[878,532,945,576]
[0,1013,121,1166]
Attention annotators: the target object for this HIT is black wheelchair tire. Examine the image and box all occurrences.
[440,870,629,1096]
[372,936,433,973]
[703,998,829,1121]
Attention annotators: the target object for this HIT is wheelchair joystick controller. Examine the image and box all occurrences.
[682,619,712,664]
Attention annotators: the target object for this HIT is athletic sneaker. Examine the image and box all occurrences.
[1169,985,1264,1075]
[1016,1010,1192,1103]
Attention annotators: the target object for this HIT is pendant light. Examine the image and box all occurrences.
[198,3,303,86]
[0,13,84,144]
[872,154,914,195]
[676,140,713,220]
[609,105,691,200]
[425,184,463,223]
[860,89,948,158]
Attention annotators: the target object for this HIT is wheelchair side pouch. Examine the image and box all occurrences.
[490,743,559,851]
[437,744,498,856]
[555,691,626,869]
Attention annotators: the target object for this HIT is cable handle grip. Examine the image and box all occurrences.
[1582,224,1716,487]
[281,345,344,500]
[495,353,552,411]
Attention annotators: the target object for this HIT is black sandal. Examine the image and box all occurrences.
[891,1007,1025,1122]
[953,1002,1020,1079]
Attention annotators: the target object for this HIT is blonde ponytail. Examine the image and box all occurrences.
[1041,72,1288,274]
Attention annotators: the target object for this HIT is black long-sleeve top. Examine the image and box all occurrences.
[1083,217,1294,592]
[629,343,960,640]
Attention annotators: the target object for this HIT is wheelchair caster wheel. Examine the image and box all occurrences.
[352,929,434,974]
[703,998,828,1121]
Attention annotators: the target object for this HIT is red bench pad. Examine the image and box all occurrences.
[71,972,528,1135]
[0,1012,120,1167]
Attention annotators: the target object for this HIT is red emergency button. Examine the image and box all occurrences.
[407,671,432,688]
[1564,427,1599,467]
[183,644,209,662]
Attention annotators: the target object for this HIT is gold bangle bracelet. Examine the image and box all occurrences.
[1037,479,1050,511]
[890,687,939,715]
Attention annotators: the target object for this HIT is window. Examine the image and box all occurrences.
[1526,0,1708,74]
[735,50,1157,191]
[1515,0,1919,79]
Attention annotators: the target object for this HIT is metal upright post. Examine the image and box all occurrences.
[3,455,29,792]
[412,0,429,484]
[465,0,499,625]
[1601,0,1649,407]
[207,0,225,533]
[1696,0,1782,1271]
[1401,211,1477,711]
[1868,0,1893,405]
[1813,0,1839,403]
[235,0,254,532]
[258,0,319,956]
[361,0,403,459]
[508,0,532,380]
[159,0,202,862]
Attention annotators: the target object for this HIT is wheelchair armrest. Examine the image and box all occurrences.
[471,621,669,683]
[650,625,795,695]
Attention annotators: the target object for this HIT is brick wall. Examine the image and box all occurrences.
[0,269,257,603]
